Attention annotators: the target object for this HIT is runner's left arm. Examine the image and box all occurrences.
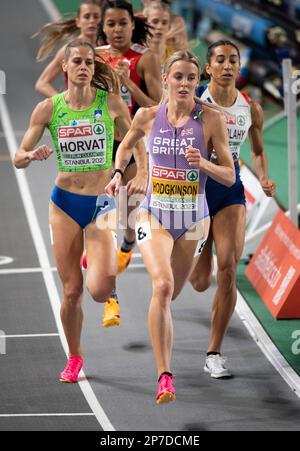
[248,101,276,197]
[186,110,235,187]
[110,94,148,174]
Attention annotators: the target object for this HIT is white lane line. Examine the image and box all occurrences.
[38,0,61,21]
[128,264,145,269]
[132,253,142,259]
[0,267,57,275]
[0,265,146,275]
[0,413,95,418]
[0,96,115,431]
[0,256,14,266]
[213,255,300,397]
[2,334,59,339]
[236,292,300,398]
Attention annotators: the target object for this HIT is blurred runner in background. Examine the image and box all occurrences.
[96,0,161,274]
[35,0,103,97]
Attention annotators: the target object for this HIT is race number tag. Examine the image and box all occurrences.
[136,222,152,245]
[194,238,207,258]
[57,123,107,169]
[120,84,133,108]
[151,165,199,211]
[111,232,118,250]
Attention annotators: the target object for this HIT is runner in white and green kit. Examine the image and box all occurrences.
[14,39,147,384]
[190,41,276,379]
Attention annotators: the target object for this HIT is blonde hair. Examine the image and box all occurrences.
[161,50,227,115]
[65,40,120,94]
[166,16,191,52]
[143,1,171,19]
[34,0,101,61]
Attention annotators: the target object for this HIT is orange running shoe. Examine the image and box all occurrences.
[117,247,133,274]
[103,298,120,328]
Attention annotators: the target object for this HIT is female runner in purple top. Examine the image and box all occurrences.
[106,50,235,405]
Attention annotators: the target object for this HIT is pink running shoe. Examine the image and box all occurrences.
[59,356,83,383]
[81,251,87,270]
[156,374,176,405]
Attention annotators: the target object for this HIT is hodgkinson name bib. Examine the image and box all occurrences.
[150,165,200,211]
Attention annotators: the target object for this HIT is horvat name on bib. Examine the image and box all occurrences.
[57,124,107,168]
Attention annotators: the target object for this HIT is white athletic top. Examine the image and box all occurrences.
[200,86,252,162]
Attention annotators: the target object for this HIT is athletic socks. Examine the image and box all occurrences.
[110,287,118,302]
[121,238,135,253]
[207,352,221,357]
[158,372,173,382]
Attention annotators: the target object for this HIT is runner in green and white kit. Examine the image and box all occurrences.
[49,88,114,173]
[14,40,147,383]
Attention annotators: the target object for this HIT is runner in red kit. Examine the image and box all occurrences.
[96,0,162,274]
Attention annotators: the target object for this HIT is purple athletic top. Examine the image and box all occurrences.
[141,103,209,240]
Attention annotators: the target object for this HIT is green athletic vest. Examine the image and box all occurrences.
[49,89,114,172]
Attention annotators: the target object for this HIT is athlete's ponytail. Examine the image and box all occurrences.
[165,17,191,53]
[93,58,120,94]
[64,40,120,94]
[98,0,152,46]
[34,0,101,61]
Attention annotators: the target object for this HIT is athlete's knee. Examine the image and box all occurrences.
[217,261,237,288]
[153,276,174,306]
[189,251,214,292]
[63,283,83,307]
[190,273,212,293]
[87,276,115,303]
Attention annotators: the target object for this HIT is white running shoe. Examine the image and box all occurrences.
[204,355,231,379]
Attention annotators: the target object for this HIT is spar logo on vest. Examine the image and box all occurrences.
[224,113,246,128]
[219,113,248,161]
[187,170,198,182]
[57,122,107,168]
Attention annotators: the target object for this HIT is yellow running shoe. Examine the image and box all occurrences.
[117,247,133,274]
[103,299,120,328]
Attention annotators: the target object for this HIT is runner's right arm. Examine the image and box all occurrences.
[115,50,162,107]
[114,107,154,172]
[14,99,53,169]
[105,107,155,197]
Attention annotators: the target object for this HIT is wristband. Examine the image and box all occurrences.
[111,168,124,179]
